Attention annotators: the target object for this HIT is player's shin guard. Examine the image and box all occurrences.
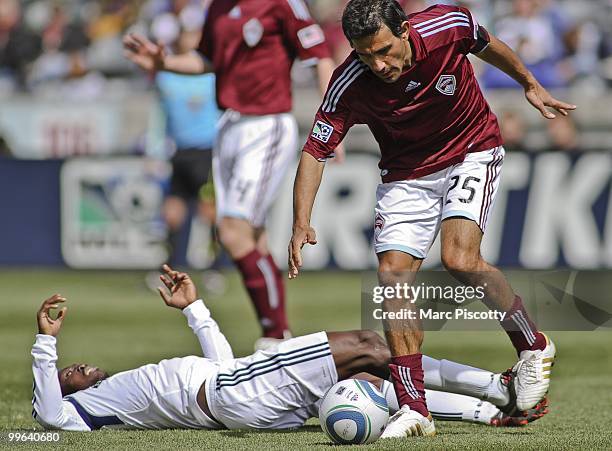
[234,249,289,338]
[500,296,546,355]
[389,353,429,417]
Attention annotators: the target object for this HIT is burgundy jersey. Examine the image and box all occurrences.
[303,4,503,182]
[198,0,331,115]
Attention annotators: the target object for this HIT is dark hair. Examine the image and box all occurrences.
[342,0,408,42]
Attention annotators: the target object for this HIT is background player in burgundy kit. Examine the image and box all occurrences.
[124,0,338,345]
[288,0,576,438]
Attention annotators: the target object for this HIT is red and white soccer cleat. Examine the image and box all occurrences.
[380,406,436,438]
[490,397,549,427]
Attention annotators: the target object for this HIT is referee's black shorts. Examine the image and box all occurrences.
[169,148,213,200]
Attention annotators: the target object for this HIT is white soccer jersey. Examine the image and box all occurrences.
[31,301,233,431]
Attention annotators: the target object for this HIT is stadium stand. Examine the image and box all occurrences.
[1,0,611,156]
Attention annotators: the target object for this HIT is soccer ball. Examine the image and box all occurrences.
[319,379,389,445]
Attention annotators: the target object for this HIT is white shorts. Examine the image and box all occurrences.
[374,147,504,259]
[207,332,337,429]
[213,111,298,227]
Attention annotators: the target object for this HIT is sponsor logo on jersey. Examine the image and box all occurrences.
[297,24,325,49]
[405,80,422,92]
[436,75,457,95]
[242,18,263,47]
[311,120,334,143]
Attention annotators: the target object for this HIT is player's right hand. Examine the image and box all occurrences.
[158,264,199,310]
[37,294,67,337]
[122,33,166,73]
[288,224,317,279]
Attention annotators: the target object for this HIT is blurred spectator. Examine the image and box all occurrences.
[499,110,528,152]
[0,0,41,91]
[312,0,429,63]
[559,17,604,93]
[545,114,579,152]
[0,0,611,93]
[87,0,142,75]
[482,0,570,89]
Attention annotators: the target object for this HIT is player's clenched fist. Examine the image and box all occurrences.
[37,294,67,337]
[288,225,318,279]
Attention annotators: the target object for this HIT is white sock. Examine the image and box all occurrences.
[425,389,500,424]
[380,380,501,424]
[439,358,510,407]
[422,356,510,407]
[422,355,443,388]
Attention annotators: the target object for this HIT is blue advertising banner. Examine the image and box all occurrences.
[1,152,611,269]
[0,158,63,265]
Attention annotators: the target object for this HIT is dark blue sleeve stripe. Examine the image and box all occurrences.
[65,397,124,430]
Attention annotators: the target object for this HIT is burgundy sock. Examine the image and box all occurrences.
[500,296,546,355]
[234,250,289,338]
[388,353,429,417]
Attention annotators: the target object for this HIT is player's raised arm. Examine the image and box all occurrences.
[32,296,90,431]
[123,33,213,75]
[158,265,234,360]
[475,34,576,119]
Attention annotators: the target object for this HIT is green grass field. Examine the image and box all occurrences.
[1,269,611,449]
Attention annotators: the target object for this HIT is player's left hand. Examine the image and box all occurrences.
[37,294,67,337]
[157,264,198,310]
[524,82,576,120]
[288,224,318,279]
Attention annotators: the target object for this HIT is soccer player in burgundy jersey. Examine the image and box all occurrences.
[124,0,338,346]
[288,0,575,438]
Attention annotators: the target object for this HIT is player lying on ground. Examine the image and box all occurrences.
[32,266,547,432]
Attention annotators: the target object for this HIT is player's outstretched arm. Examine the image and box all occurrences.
[476,34,576,119]
[32,296,90,431]
[158,265,234,360]
[288,152,325,279]
[123,33,213,75]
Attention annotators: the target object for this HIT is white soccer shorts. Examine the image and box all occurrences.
[374,146,505,258]
[213,111,298,227]
[207,332,338,429]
